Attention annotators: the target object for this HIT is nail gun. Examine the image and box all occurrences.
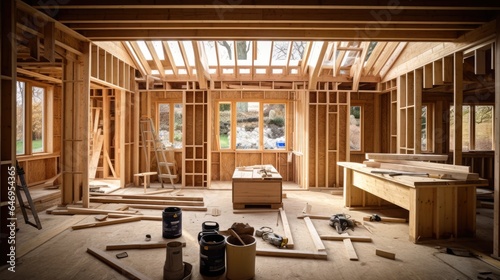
[329,214,355,234]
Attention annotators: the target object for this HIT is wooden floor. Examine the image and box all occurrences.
[1,182,500,280]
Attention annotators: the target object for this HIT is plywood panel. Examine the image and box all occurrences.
[220,152,236,181]
[308,105,317,187]
[317,105,327,187]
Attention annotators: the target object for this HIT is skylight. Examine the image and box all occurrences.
[137,41,153,61]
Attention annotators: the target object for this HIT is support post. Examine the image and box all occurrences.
[453,52,463,165]
[493,15,500,259]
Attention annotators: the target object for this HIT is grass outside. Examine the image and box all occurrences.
[219,134,229,149]
[16,139,43,154]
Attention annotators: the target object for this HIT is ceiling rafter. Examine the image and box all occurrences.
[128,41,152,76]
[191,41,210,89]
[177,41,192,77]
[380,42,408,80]
[371,42,399,77]
[351,42,370,92]
[308,41,329,90]
[162,41,178,77]
[362,42,387,76]
[334,42,348,77]
[145,41,166,79]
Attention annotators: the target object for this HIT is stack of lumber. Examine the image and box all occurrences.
[364,153,479,181]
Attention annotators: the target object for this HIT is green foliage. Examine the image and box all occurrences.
[269,117,285,127]
[350,106,360,119]
[219,134,229,149]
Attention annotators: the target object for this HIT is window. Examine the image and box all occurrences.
[158,103,183,149]
[32,86,45,153]
[349,106,361,151]
[219,101,287,150]
[219,103,231,149]
[236,102,260,149]
[16,82,25,155]
[16,81,47,155]
[449,105,494,151]
[421,104,434,152]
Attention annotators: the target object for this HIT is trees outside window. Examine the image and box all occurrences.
[16,82,25,155]
[32,86,45,153]
[16,81,46,155]
[158,103,183,149]
[349,106,361,151]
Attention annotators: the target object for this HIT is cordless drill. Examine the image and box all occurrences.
[262,232,288,248]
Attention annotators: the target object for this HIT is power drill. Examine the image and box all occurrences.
[262,232,288,248]
[329,214,355,234]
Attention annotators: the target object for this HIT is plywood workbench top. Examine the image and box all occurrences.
[337,162,488,188]
[232,165,282,181]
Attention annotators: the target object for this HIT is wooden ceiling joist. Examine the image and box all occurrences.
[145,41,166,79]
[17,67,62,84]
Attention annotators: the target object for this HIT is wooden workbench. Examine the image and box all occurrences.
[338,162,488,243]
[232,165,282,209]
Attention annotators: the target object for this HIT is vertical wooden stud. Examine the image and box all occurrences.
[474,49,486,75]
[453,52,463,165]
[493,15,500,258]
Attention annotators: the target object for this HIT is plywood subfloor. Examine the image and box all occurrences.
[2,185,499,280]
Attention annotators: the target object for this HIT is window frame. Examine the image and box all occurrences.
[16,79,51,156]
[349,104,363,154]
[421,103,434,153]
[449,103,495,152]
[157,101,183,149]
[217,100,288,151]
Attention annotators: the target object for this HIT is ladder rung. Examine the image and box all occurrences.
[159,162,174,166]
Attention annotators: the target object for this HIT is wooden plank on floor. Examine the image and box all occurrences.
[105,241,186,250]
[87,247,153,280]
[107,213,162,221]
[128,204,207,211]
[256,248,327,260]
[280,208,294,249]
[72,217,141,230]
[233,209,279,214]
[66,207,139,215]
[320,235,372,242]
[89,197,204,206]
[376,248,396,260]
[90,193,203,201]
[343,238,358,261]
[303,217,326,251]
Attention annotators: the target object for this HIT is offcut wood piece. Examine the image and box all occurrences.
[363,216,407,223]
[72,216,141,230]
[279,208,295,249]
[343,235,358,260]
[303,217,326,251]
[320,235,372,242]
[375,248,396,260]
[89,197,204,206]
[143,188,175,195]
[94,215,108,221]
[89,131,104,179]
[90,193,203,201]
[106,241,186,251]
[128,204,207,212]
[87,247,153,280]
[256,248,327,260]
[108,213,162,221]
[297,214,331,220]
[364,161,478,181]
[67,207,140,215]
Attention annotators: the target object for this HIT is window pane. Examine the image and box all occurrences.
[219,103,231,149]
[173,104,183,149]
[475,105,493,150]
[350,106,361,151]
[158,104,171,146]
[32,86,44,153]
[264,103,286,150]
[421,106,427,151]
[462,106,470,151]
[16,82,25,155]
[236,102,259,149]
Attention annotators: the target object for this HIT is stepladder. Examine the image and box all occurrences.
[16,161,42,230]
[139,117,177,189]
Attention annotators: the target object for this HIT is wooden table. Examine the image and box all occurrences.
[338,162,488,243]
[134,172,157,193]
[232,165,282,209]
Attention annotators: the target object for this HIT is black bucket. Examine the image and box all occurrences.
[198,221,220,241]
[162,207,182,239]
[199,234,225,277]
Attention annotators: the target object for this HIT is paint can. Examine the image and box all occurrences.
[198,221,220,241]
[199,234,226,277]
[162,207,182,238]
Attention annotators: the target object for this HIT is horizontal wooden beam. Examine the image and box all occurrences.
[256,248,328,260]
[17,67,62,83]
[87,247,153,280]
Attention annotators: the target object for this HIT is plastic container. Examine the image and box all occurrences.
[226,234,256,280]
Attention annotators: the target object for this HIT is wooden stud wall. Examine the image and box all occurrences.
[380,79,398,153]
[61,43,90,207]
[210,89,296,184]
[90,44,135,92]
[308,88,349,188]
[1,0,16,265]
[349,92,378,163]
[184,88,209,187]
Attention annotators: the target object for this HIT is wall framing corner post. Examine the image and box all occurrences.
[453,52,463,165]
[493,14,500,259]
[81,42,91,208]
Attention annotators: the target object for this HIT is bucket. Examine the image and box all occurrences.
[163,207,182,239]
[163,241,184,280]
[226,235,256,280]
[198,221,220,241]
[199,234,226,277]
